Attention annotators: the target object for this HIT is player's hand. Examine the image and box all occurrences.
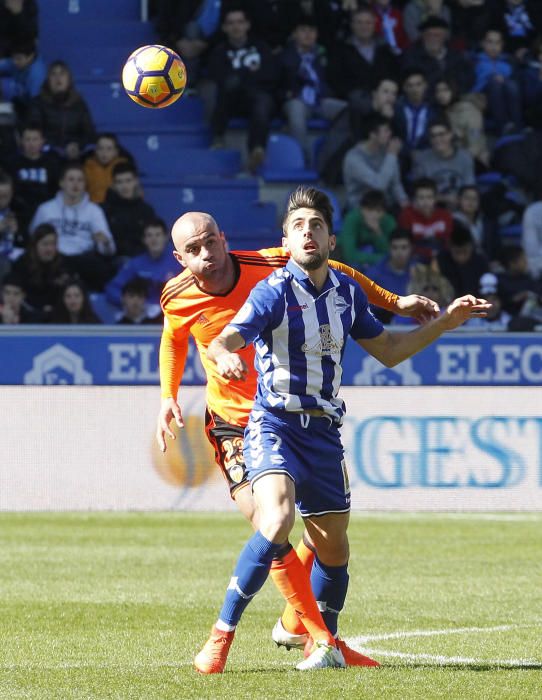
[396,294,440,323]
[215,353,248,381]
[441,295,492,330]
[156,398,184,453]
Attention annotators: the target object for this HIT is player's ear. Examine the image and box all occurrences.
[173,250,186,267]
[281,235,290,251]
[329,234,337,252]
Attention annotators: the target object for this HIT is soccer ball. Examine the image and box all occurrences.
[121,44,187,109]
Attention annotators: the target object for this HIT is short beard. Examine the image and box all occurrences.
[292,249,327,270]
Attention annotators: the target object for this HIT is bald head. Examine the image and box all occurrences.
[170,210,231,290]
[171,211,219,251]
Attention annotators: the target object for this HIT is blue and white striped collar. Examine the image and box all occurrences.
[285,258,339,296]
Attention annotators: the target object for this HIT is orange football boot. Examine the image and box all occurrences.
[194,626,235,674]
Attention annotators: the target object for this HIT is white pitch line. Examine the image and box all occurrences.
[351,622,541,644]
[346,623,542,668]
[353,648,541,668]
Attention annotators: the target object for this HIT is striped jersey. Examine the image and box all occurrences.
[228,258,384,423]
[160,247,397,426]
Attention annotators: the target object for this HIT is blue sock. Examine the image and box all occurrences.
[310,557,349,636]
[218,530,282,627]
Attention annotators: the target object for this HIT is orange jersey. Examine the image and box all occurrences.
[160,247,399,426]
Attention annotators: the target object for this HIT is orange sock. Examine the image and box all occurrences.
[274,538,315,635]
[269,546,333,646]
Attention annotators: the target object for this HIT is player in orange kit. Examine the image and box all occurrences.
[156,211,439,670]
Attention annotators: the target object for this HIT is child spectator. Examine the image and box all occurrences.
[9,123,62,231]
[466,271,511,331]
[473,28,522,135]
[279,15,346,163]
[411,119,475,209]
[343,113,408,211]
[101,162,156,260]
[116,278,161,325]
[11,223,70,315]
[105,219,177,314]
[30,163,116,291]
[497,244,541,316]
[50,278,102,324]
[0,36,46,119]
[338,189,396,269]
[83,133,129,204]
[0,272,41,323]
[437,222,489,297]
[398,177,453,262]
[28,61,96,160]
[434,77,489,168]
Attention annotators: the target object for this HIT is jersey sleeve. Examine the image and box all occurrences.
[159,314,190,399]
[349,285,385,340]
[329,258,399,312]
[228,274,284,347]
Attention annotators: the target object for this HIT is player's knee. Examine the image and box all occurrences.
[314,533,349,566]
[259,509,295,544]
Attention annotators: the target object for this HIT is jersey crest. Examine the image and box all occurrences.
[301,323,343,356]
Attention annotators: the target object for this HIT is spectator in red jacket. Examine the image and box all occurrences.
[398,177,453,262]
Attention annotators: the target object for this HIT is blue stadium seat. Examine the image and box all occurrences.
[143,177,259,213]
[135,148,241,179]
[118,128,211,158]
[144,186,275,233]
[43,45,129,79]
[211,201,277,236]
[259,134,318,183]
[40,0,140,21]
[492,133,525,152]
[499,224,522,241]
[40,21,155,50]
[76,81,204,129]
[226,231,282,251]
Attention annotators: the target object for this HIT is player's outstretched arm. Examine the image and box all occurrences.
[357,295,491,368]
[156,397,184,453]
[156,324,189,452]
[328,259,439,323]
[207,327,248,381]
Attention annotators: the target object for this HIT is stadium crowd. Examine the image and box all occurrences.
[0,0,542,331]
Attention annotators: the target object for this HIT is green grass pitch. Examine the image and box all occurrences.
[0,512,540,699]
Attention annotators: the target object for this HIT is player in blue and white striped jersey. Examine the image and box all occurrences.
[195,186,490,673]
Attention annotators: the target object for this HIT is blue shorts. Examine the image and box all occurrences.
[244,409,351,517]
